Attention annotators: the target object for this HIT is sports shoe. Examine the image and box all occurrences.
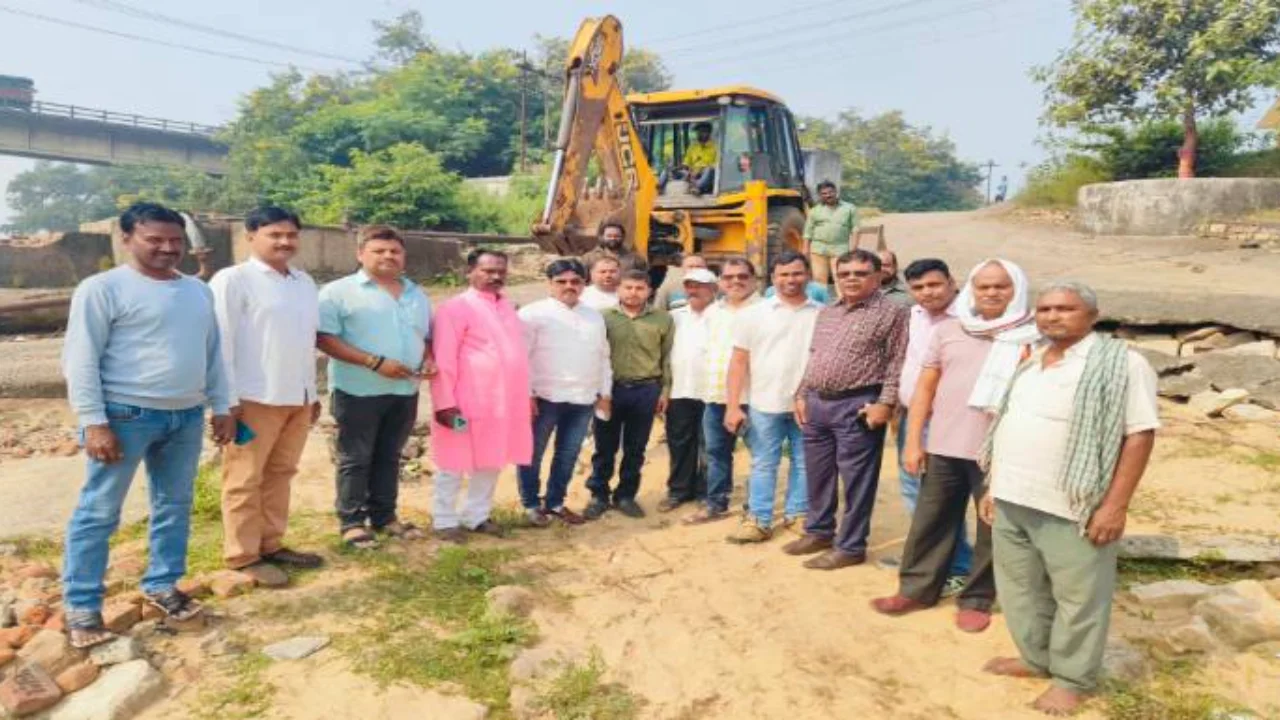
[262,547,325,569]
[583,498,609,521]
[726,518,772,544]
[236,561,288,588]
[940,574,967,598]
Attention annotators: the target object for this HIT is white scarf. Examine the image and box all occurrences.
[955,259,1040,412]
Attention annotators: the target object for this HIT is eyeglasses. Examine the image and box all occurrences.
[721,273,752,281]
[835,270,875,279]
[551,278,585,286]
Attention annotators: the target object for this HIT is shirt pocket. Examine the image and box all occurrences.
[1028,374,1076,421]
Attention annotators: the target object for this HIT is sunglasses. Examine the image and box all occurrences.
[835,270,875,279]
[721,273,752,281]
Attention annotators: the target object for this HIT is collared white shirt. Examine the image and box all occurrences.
[731,294,822,413]
[519,297,612,405]
[580,285,619,311]
[990,333,1160,521]
[209,256,319,407]
[702,295,760,404]
[670,304,712,401]
[900,301,958,407]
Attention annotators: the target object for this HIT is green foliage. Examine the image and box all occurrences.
[800,110,983,212]
[299,143,468,228]
[1102,659,1248,720]
[534,651,642,720]
[1016,155,1112,208]
[193,652,275,720]
[1035,0,1280,175]
[1117,557,1268,587]
[1076,118,1256,179]
[371,10,434,65]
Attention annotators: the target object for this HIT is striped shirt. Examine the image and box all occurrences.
[701,296,760,404]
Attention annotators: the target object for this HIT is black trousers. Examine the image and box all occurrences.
[586,381,661,502]
[331,390,417,531]
[665,398,706,502]
[899,454,995,611]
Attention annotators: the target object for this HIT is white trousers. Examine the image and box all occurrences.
[433,469,501,530]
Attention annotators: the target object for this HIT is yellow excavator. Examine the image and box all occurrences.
[532,15,839,273]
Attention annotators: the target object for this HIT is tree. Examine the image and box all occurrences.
[801,110,983,212]
[299,143,471,229]
[1035,0,1280,178]
[1075,118,1256,180]
[3,162,116,233]
[372,11,434,65]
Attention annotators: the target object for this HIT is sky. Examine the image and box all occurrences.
[0,0,1270,224]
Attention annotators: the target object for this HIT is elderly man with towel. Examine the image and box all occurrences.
[872,258,1039,632]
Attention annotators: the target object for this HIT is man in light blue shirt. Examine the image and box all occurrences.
[60,202,233,648]
[317,225,435,549]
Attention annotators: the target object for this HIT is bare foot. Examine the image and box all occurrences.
[1032,686,1087,716]
[982,657,1049,679]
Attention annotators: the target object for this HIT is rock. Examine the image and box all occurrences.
[43,612,65,634]
[1219,340,1279,358]
[209,571,256,599]
[53,662,99,694]
[17,603,52,628]
[16,565,58,582]
[1190,331,1256,354]
[1134,347,1196,376]
[1195,354,1280,393]
[485,586,535,620]
[1119,533,1280,563]
[1266,578,1280,601]
[1188,388,1249,417]
[262,635,329,661]
[0,662,62,716]
[1125,579,1215,610]
[1224,580,1278,606]
[1222,403,1280,423]
[43,659,166,720]
[1158,372,1212,399]
[1177,326,1229,343]
[1,601,15,629]
[160,614,207,634]
[0,647,13,668]
[16,630,83,675]
[0,626,36,650]
[1127,337,1181,357]
[401,436,423,459]
[174,577,211,599]
[197,630,243,658]
[101,604,140,635]
[0,544,19,557]
[138,604,163,622]
[88,636,142,667]
[1161,616,1218,655]
[509,685,538,719]
[1101,639,1148,682]
[509,646,582,684]
[1194,592,1280,649]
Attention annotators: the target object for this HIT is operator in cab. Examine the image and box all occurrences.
[683,122,718,195]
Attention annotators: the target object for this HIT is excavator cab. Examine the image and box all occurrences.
[633,92,808,206]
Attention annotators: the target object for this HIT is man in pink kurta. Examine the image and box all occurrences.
[429,249,532,541]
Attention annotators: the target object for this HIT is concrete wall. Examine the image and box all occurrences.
[1078,178,1280,236]
[0,233,113,288]
[228,224,466,283]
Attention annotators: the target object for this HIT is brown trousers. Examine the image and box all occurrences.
[221,401,311,568]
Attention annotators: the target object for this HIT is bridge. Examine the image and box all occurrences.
[0,101,228,174]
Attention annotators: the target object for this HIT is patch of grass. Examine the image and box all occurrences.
[192,652,275,720]
[5,534,63,563]
[533,652,642,720]
[1244,451,1280,473]
[1118,557,1267,586]
[329,546,535,714]
[1102,659,1247,720]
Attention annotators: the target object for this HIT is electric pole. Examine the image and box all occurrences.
[518,51,529,174]
[983,159,999,205]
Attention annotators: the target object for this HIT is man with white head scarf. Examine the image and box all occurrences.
[872,258,1038,633]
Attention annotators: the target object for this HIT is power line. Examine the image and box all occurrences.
[661,0,941,56]
[67,0,364,65]
[0,4,323,71]
[690,0,1019,71]
[645,0,868,46]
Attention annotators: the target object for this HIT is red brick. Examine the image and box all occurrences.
[15,564,57,581]
[0,662,62,716]
[0,626,35,650]
[54,661,99,694]
[0,647,14,667]
[176,577,212,599]
[18,603,51,627]
[102,603,141,634]
[42,610,65,633]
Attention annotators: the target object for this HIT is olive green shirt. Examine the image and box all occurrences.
[603,305,674,393]
[803,201,858,256]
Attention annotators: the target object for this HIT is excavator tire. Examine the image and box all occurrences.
[766,205,806,271]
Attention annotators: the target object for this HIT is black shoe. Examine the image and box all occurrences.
[613,498,646,519]
[583,498,609,521]
[656,497,687,513]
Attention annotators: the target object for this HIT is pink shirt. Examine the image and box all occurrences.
[899,303,955,407]
[922,318,994,461]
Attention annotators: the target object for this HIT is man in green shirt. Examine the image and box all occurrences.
[584,269,674,521]
[803,181,858,286]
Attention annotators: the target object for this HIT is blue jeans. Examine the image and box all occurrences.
[897,411,971,577]
[702,403,743,513]
[746,408,807,527]
[63,403,204,613]
[518,399,593,511]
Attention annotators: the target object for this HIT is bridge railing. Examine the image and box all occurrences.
[2,100,222,138]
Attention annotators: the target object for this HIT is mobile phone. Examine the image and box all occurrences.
[234,420,256,446]
[450,415,468,432]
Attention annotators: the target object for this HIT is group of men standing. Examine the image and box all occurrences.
[60,197,1159,716]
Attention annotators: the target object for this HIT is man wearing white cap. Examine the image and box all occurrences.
[658,267,719,512]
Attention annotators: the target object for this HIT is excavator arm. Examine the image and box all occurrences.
[532,16,658,258]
